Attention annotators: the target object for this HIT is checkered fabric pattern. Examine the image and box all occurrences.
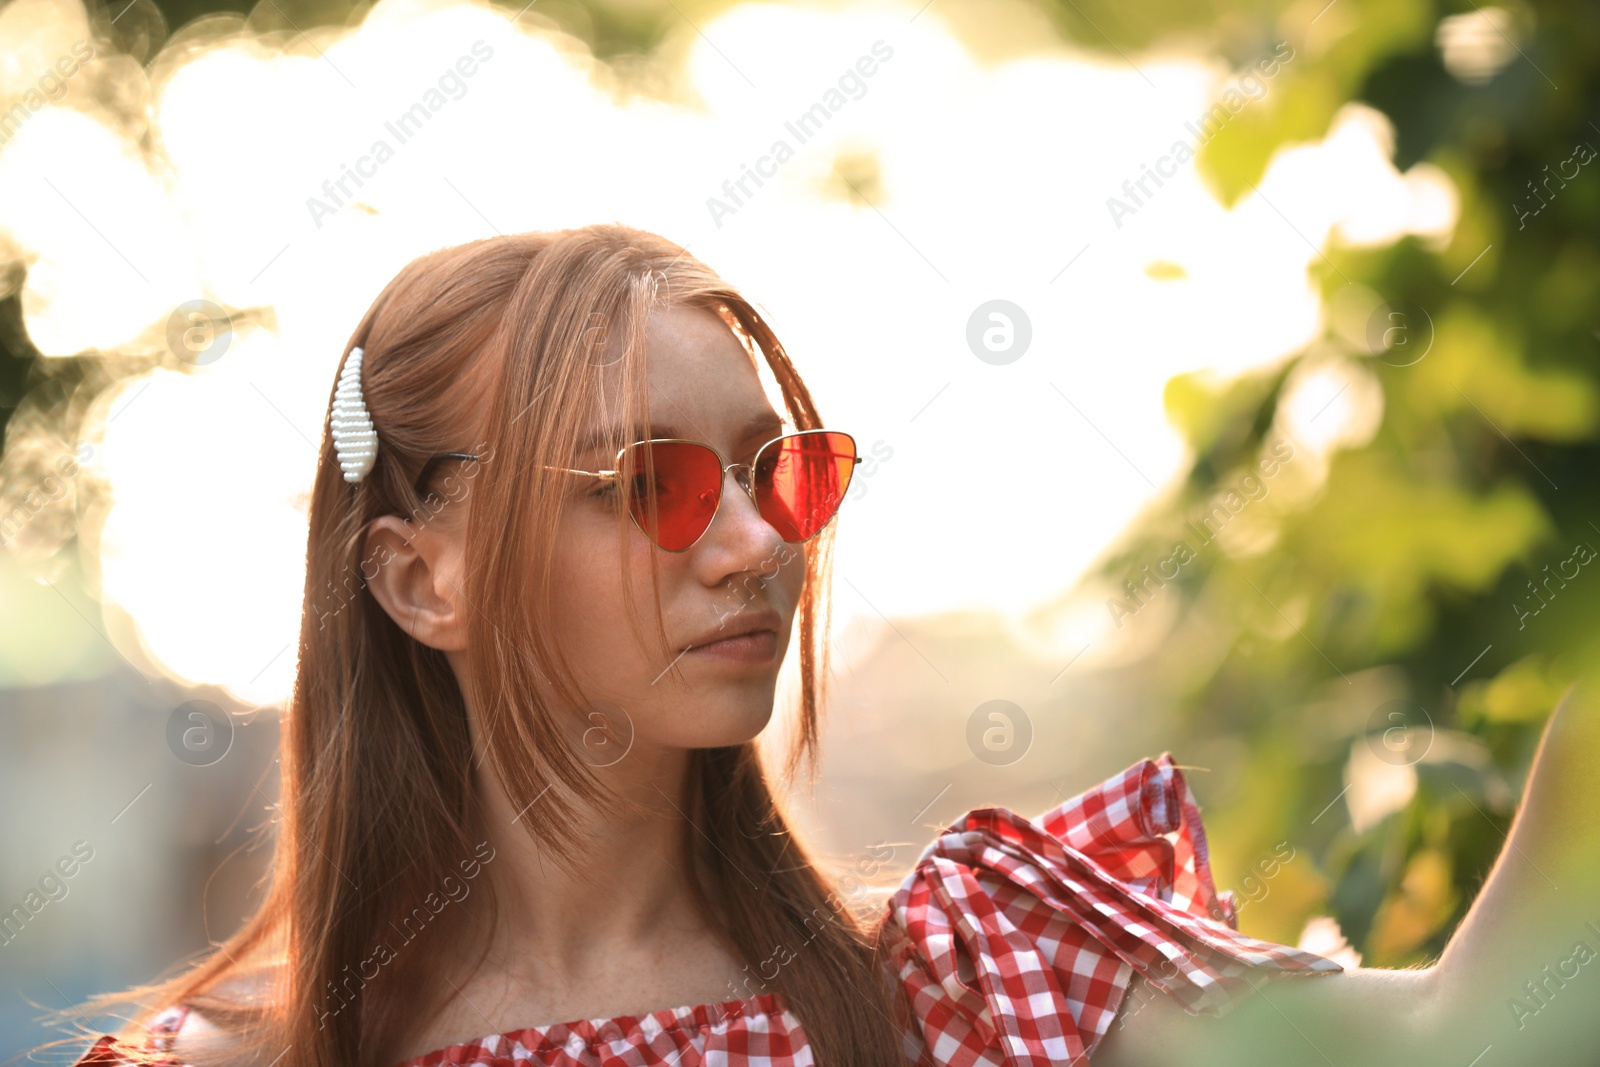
[883,751,1345,1067]
[71,752,1343,1067]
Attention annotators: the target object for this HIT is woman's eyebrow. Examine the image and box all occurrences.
[574,411,785,457]
[738,411,787,439]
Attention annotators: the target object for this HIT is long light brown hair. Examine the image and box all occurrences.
[56,225,912,1067]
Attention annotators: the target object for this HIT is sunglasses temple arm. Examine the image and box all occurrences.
[547,465,619,479]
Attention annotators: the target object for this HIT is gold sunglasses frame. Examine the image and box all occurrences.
[413,428,860,554]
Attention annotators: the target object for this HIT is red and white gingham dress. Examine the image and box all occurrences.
[74,753,1344,1067]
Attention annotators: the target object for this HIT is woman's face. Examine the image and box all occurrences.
[545,305,808,760]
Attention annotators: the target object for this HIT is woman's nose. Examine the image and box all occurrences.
[727,463,758,505]
[714,464,781,548]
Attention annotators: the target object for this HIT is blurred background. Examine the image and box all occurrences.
[1,0,1597,1059]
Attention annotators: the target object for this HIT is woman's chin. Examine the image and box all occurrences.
[668,704,777,751]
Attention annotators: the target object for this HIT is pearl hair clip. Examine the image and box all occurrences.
[330,345,378,483]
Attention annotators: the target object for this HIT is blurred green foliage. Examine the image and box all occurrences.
[1089,0,1600,966]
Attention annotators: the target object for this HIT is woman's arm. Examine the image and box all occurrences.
[1093,665,1600,1067]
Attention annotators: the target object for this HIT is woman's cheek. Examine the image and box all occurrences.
[550,539,630,659]
[784,542,808,607]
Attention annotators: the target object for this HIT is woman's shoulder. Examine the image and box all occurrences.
[878,751,1348,1065]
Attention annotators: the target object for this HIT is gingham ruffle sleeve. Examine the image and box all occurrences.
[879,752,1344,1067]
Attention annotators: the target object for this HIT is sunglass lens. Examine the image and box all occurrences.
[621,441,723,551]
[754,432,858,541]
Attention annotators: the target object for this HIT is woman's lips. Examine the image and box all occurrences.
[686,629,777,663]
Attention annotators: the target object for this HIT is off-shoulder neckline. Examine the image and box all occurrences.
[74,755,1350,1067]
[390,989,790,1067]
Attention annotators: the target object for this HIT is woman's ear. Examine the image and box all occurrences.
[360,514,469,652]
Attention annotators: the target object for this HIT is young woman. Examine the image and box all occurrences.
[58,224,1600,1067]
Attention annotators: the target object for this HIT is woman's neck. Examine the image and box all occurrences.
[471,740,708,978]
[377,742,758,1066]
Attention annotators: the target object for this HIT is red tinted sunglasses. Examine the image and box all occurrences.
[415,429,860,553]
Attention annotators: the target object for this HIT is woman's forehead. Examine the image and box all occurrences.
[578,306,782,450]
